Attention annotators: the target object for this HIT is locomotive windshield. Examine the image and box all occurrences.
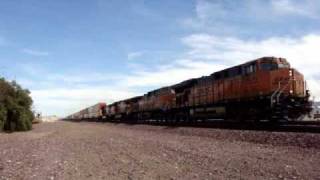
[260,63,278,70]
[260,57,290,71]
[260,62,290,70]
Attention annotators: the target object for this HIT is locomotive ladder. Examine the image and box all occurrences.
[270,80,293,120]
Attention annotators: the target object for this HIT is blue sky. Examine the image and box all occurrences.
[0,0,320,116]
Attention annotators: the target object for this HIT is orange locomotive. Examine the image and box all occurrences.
[67,57,311,122]
[183,57,311,121]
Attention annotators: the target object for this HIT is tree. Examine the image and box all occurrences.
[0,78,34,131]
[0,104,6,131]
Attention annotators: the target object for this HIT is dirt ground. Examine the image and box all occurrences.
[0,121,320,180]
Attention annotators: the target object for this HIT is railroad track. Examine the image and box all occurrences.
[65,118,320,133]
[281,120,320,126]
[198,120,320,133]
[274,120,320,133]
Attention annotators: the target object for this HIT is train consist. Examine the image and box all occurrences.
[66,57,312,123]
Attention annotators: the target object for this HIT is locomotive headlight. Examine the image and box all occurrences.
[289,70,293,77]
[290,90,293,94]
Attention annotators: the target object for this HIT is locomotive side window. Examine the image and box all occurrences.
[244,63,256,74]
[223,70,229,78]
[229,66,242,77]
[213,73,222,80]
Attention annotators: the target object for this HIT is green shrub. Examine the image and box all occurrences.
[0,78,34,132]
[0,104,7,131]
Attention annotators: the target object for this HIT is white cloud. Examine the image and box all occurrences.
[183,0,320,33]
[127,51,144,60]
[271,0,320,19]
[195,0,226,21]
[22,48,49,56]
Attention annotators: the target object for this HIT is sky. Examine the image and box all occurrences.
[0,0,320,116]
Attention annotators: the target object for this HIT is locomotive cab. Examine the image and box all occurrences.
[255,57,311,120]
[236,57,311,120]
[257,57,306,97]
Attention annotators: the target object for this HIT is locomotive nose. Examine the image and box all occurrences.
[291,69,306,97]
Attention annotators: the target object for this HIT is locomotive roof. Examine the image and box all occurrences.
[123,96,143,102]
[172,78,197,88]
[144,57,290,95]
[210,56,289,77]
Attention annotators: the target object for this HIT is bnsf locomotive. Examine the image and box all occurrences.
[66,57,312,123]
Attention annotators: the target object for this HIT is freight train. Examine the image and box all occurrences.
[66,57,312,123]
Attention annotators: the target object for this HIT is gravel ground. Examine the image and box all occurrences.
[0,121,320,180]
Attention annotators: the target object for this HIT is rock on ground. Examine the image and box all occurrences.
[0,121,320,180]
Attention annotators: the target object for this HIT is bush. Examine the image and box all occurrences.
[0,104,7,131]
[0,78,34,132]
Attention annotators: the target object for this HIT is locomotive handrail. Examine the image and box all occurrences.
[276,79,292,102]
[271,79,294,108]
[270,81,282,107]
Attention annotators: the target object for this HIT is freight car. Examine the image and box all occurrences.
[66,103,106,121]
[105,96,142,122]
[67,57,312,123]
